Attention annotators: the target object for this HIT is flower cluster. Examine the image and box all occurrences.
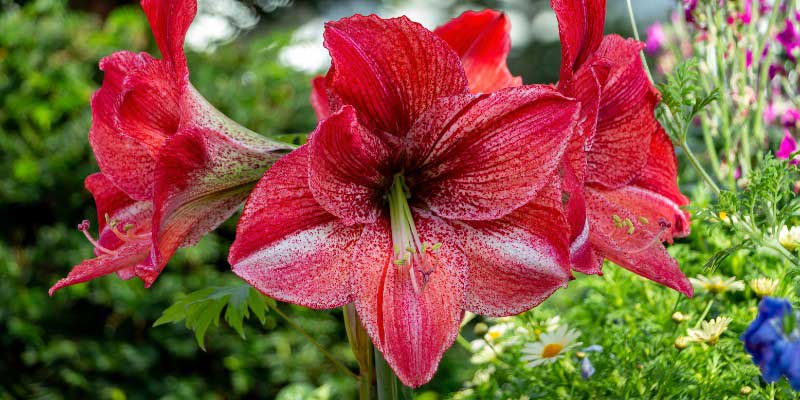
[741,297,800,390]
[54,0,692,386]
[650,1,800,179]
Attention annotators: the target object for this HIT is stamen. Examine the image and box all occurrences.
[77,219,115,255]
[386,173,442,293]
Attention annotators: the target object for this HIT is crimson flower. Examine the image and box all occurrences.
[50,0,290,295]
[551,0,692,295]
[230,14,581,387]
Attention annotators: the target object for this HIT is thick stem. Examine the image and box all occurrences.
[374,348,413,400]
[344,304,374,400]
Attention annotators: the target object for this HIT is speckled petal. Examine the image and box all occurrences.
[351,212,467,388]
[230,146,361,309]
[407,85,580,221]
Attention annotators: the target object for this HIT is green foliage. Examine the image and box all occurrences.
[154,285,274,349]
[698,156,800,287]
[656,59,720,143]
[450,220,797,399]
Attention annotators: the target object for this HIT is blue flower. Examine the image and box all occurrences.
[779,340,800,390]
[741,297,792,382]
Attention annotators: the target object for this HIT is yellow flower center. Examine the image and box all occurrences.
[541,343,564,358]
[487,331,502,341]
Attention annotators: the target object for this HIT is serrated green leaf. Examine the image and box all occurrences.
[153,285,271,350]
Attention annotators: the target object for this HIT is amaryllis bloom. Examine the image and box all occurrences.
[50,0,290,294]
[229,14,581,387]
[551,0,692,295]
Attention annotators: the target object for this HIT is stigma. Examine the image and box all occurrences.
[77,215,149,256]
[386,173,441,293]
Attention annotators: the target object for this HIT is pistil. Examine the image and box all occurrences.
[386,173,440,292]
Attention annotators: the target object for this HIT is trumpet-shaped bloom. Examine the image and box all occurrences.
[50,0,290,294]
[230,14,580,387]
[551,0,692,295]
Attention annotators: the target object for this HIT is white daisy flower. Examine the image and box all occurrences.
[689,274,745,295]
[779,225,800,251]
[749,277,779,298]
[686,316,732,345]
[521,324,581,367]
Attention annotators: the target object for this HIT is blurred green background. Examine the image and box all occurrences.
[0,0,666,398]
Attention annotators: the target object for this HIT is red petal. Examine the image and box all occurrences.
[310,76,331,121]
[351,213,467,387]
[118,58,181,156]
[560,163,602,275]
[586,35,659,188]
[632,126,690,233]
[585,186,692,295]
[407,85,580,221]
[140,0,196,81]
[230,146,361,309]
[559,58,610,182]
[551,0,606,81]
[49,240,151,296]
[145,119,290,285]
[90,52,159,200]
[434,10,522,93]
[50,174,154,295]
[454,183,571,316]
[323,14,469,136]
[308,106,390,225]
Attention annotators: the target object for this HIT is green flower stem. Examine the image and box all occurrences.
[266,301,359,381]
[626,0,721,196]
[694,299,714,329]
[374,348,413,400]
[625,0,654,83]
[679,140,721,196]
[344,304,374,400]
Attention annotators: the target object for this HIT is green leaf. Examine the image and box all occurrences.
[154,285,271,350]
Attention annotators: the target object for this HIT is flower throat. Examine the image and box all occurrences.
[386,173,441,293]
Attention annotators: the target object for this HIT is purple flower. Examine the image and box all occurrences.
[783,108,800,127]
[777,19,800,61]
[645,22,666,55]
[580,357,595,380]
[769,63,786,80]
[776,130,799,165]
[746,50,754,68]
[742,298,793,382]
[684,0,699,24]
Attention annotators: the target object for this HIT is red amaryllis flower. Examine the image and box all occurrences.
[49,0,290,295]
[551,0,692,295]
[230,15,581,387]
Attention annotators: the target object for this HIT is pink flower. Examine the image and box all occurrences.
[645,22,667,55]
[777,130,799,165]
[230,14,581,387]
